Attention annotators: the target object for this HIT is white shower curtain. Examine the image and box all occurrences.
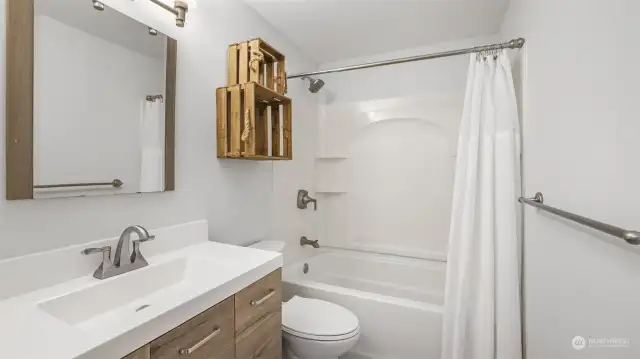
[441,50,522,359]
[140,100,164,192]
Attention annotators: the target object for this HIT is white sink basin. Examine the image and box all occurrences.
[38,257,213,330]
[0,224,283,359]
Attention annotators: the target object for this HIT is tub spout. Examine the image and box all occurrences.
[300,236,320,248]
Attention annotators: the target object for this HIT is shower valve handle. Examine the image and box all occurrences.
[297,190,317,211]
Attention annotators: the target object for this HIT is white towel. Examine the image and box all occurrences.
[140,100,164,192]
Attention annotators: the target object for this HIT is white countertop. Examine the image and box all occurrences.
[0,241,282,359]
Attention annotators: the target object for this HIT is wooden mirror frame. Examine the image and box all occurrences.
[5,0,176,200]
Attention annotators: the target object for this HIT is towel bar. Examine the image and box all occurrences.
[34,179,123,189]
[519,192,640,245]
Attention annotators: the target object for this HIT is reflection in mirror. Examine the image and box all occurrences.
[32,0,173,198]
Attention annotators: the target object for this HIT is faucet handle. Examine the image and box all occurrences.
[82,246,113,273]
[81,246,111,256]
[130,235,154,265]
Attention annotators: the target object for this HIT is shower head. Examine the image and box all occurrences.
[301,76,325,93]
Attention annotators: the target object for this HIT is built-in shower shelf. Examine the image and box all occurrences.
[315,189,347,194]
[316,156,348,160]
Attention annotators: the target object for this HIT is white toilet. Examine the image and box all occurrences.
[248,241,361,359]
[282,296,360,359]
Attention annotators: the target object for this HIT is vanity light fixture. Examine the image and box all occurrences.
[148,0,195,27]
[92,0,105,11]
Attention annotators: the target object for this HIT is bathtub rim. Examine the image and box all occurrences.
[284,268,443,314]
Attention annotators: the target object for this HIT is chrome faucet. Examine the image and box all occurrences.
[300,236,320,248]
[82,225,155,280]
[297,190,317,211]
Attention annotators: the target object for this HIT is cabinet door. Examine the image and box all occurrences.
[235,269,282,334]
[235,269,282,359]
[235,310,282,359]
[150,297,235,359]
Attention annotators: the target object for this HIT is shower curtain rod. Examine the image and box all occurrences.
[287,38,526,79]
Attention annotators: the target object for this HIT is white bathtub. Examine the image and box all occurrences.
[283,248,445,359]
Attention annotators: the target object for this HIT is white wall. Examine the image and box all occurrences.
[270,83,319,266]
[501,1,640,358]
[0,0,317,259]
[34,15,165,197]
[309,36,498,260]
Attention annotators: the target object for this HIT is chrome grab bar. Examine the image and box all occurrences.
[519,192,640,245]
[250,288,276,307]
[178,327,221,355]
[34,179,123,189]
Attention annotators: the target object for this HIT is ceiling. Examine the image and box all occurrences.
[244,0,510,64]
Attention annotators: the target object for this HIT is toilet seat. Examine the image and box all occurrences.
[283,326,360,342]
[282,296,360,342]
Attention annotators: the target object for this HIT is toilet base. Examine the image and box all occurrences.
[283,329,360,359]
[285,346,338,359]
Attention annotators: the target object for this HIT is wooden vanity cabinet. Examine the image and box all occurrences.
[234,270,282,359]
[123,345,151,359]
[150,297,235,359]
[121,269,282,359]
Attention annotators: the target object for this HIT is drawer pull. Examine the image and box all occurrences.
[250,288,276,307]
[178,327,221,355]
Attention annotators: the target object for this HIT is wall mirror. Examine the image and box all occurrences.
[6,0,176,200]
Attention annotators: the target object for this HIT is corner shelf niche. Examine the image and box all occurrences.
[315,156,348,160]
[315,156,348,194]
[315,189,347,194]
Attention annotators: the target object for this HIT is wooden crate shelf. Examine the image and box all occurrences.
[216,82,292,160]
[228,38,287,95]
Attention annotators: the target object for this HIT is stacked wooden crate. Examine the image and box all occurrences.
[217,38,292,160]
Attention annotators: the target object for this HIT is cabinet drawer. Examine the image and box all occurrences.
[150,296,235,359]
[235,310,282,359]
[235,269,282,334]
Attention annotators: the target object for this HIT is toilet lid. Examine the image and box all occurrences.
[282,296,359,339]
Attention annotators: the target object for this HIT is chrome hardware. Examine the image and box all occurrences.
[297,190,317,211]
[288,38,526,79]
[81,246,113,279]
[146,94,164,102]
[519,192,640,245]
[92,0,105,11]
[179,327,221,355]
[114,225,155,267]
[82,225,155,280]
[303,263,309,274]
[34,179,123,189]
[135,304,151,312]
[300,236,320,249]
[149,0,190,28]
[250,288,276,307]
[81,246,111,255]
